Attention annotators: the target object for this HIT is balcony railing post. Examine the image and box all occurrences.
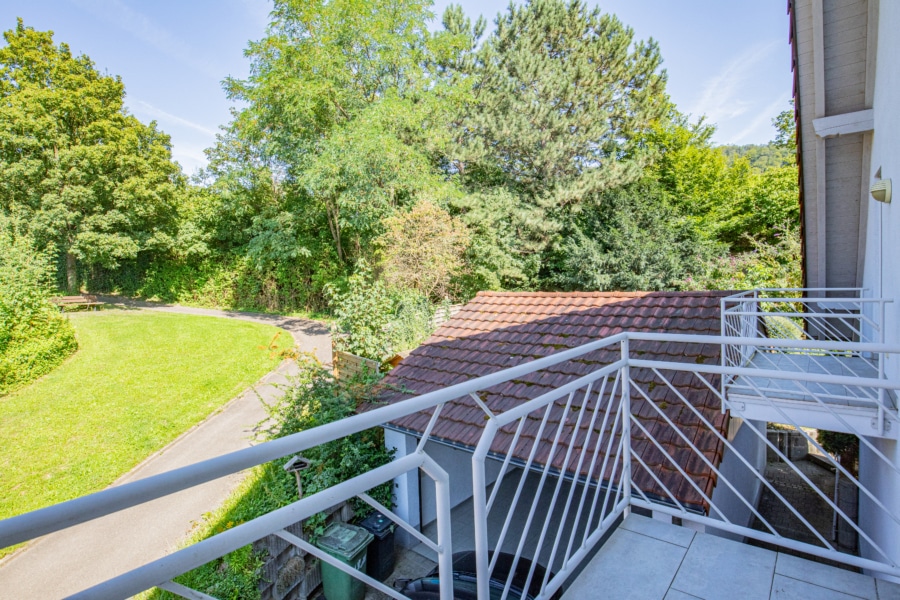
[472,418,499,600]
[621,338,632,517]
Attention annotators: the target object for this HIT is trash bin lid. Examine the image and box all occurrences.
[316,522,373,559]
[359,511,394,537]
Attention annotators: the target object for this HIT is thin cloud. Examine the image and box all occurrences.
[725,93,791,145]
[67,0,223,79]
[691,41,781,125]
[130,100,217,137]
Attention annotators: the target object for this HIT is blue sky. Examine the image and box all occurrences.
[0,1,793,176]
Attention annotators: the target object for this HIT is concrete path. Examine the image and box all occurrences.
[0,299,331,599]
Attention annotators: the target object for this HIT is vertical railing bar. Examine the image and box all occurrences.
[486,417,528,514]
[520,381,595,598]
[495,390,577,600]
[589,419,629,547]
[486,401,556,578]
[582,379,627,547]
[540,375,614,594]
[621,338,633,516]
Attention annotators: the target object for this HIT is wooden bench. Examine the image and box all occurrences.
[50,294,104,311]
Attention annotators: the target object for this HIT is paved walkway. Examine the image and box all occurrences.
[0,299,331,599]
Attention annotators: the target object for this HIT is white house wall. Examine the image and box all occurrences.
[706,420,768,542]
[384,430,502,547]
[859,0,900,577]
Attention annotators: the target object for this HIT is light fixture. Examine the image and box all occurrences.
[871,179,892,204]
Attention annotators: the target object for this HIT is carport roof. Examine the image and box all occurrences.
[373,291,733,512]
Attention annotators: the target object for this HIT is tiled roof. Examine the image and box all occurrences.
[373,291,733,512]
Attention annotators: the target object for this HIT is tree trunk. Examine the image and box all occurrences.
[66,252,78,293]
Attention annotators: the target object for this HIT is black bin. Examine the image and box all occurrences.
[358,511,395,581]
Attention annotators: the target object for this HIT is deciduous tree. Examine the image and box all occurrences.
[0,21,182,291]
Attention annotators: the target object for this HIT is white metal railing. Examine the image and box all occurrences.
[3,332,900,599]
[721,289,893,411]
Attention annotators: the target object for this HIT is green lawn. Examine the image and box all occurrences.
[0,311,291,530]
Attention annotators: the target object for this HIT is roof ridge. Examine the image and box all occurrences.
[474,290,735,297]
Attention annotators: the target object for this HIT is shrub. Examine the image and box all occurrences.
[266,353,395,539]
[327,260,394,361]
[0,223,77,394]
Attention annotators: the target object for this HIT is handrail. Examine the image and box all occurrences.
[3,332,900,550]
[4,330,900,600]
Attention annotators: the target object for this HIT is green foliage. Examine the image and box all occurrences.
[0,220,77,394]
[266,354,395,538]
[456,0,669,269]
[377,200,470,301]
[772,100,798,154]
[550,184,721,291]
[0,21,183,291]
[328,260,395,361]
[0,312,289,547]
[388,289,436,353]
[685,227,802,291]
[147,463,295,600]
[719,144,795,171]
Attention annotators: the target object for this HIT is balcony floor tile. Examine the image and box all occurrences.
[561,525,687,600]
[775,553,876,599]
[670,530,776,600]
[562,514,894,600]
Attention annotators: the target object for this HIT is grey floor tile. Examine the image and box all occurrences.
[665,590,703,600]
[775,553,876,599]
[876,578,900,600]
[771,574,866,599]
[621,514,696,548]
[561,528,687,600]
[670,532,776,600]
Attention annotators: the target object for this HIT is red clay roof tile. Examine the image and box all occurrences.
[371,290,733,512]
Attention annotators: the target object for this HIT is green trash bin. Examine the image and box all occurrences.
[315,522,374,600]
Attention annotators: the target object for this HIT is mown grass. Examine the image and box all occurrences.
[0,310,291,553]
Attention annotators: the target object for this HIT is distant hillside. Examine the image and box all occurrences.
[718,143,795,172]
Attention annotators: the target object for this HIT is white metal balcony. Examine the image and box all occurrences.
[1,326,899,599]
[722,289,896,438]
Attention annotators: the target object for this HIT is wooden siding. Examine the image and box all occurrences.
[794,0,873,289]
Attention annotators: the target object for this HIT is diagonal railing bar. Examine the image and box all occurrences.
[662,369,834,546]
[735,373,900,537]
[357,492,439,554]
[634,372,780,538]
[720,375,897,561]
[156,581,219,600]
[628,413,728,522]
[694,365,900,548]
[629,448,692,515]
[415,402,446,453]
